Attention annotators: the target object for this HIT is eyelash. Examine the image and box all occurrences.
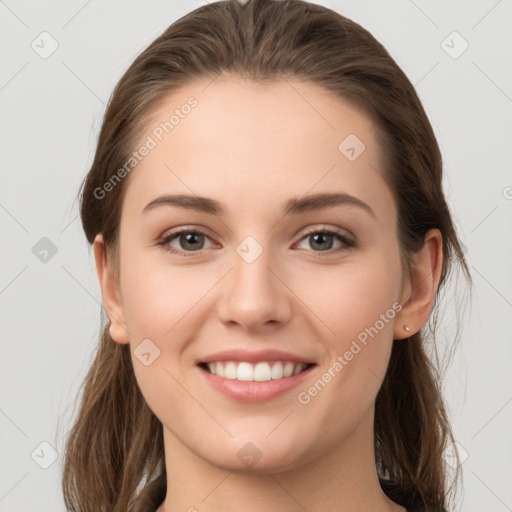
[156,225,356,258]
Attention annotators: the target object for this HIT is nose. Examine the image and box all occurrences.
[216,241,293,332]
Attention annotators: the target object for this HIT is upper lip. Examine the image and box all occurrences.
[197,348,316,365]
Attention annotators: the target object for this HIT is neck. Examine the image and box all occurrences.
[157,410,405,512]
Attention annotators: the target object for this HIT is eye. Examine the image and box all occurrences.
[157,228,214,256]
[296,228,355,254]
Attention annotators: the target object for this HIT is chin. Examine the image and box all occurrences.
[198,436,313,475]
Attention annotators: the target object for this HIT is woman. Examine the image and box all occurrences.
[62,1,471,511]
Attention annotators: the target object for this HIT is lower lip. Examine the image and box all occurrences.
[199,365,315,403]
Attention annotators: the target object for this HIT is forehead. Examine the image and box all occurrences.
[121,75,394,224]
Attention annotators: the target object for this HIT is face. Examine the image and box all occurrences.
[104,75,409,473]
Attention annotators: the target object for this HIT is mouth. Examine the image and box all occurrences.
[198,360,315,381]
[197,360,317,402]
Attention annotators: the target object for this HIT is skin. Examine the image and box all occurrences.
[94,75,443,512]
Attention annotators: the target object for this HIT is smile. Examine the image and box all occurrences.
[198,361,316,402]
[201,360,313,381]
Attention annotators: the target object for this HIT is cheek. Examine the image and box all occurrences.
[121,264,208,424]
[120,250,210,340]
[305,250,402,342]
[299,250,402,405]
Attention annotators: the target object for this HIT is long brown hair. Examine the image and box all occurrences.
[62,1,471,510]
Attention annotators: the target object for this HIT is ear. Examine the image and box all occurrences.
[93,233,130,344]
[394,228,443,340]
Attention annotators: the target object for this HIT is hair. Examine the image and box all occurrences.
[61,1,472,511]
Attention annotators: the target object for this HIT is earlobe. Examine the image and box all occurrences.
[394,229,443,340]
[93,234,130,344]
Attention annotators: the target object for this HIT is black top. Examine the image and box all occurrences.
[379,479,446,512]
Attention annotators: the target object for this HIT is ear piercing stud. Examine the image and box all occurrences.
[404,325,411,333]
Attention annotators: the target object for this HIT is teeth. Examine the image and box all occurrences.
[224,361,237,379]
[283,362,294,377]
[292,363,304,376]
[237,362,254,381]
[254,362,272,381]
[205,361,308,381]
[271,362,283,380]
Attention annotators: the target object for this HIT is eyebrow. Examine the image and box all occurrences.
[141,192,376,219]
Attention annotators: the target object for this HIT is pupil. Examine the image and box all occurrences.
[311,233,332,251]
[181,233,203,250]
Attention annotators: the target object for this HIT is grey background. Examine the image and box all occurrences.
[1,1,511,511]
